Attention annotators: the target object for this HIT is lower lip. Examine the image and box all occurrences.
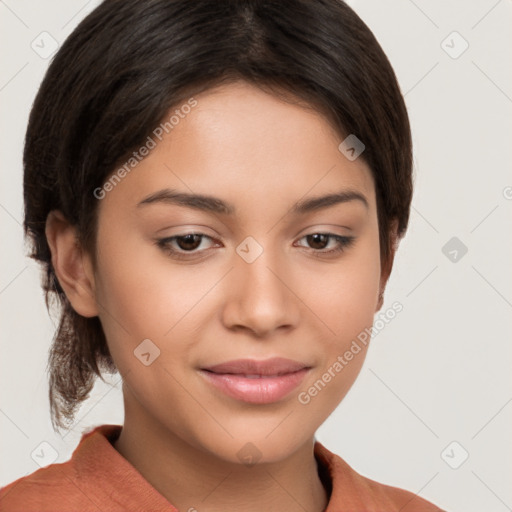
[199,368,310,404]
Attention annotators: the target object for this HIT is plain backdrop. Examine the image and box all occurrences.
[1,1,511,511]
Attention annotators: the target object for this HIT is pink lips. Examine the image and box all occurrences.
[199,357,311,404]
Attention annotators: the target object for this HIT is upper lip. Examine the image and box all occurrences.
[201,357,310,376]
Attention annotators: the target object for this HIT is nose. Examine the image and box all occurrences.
[220,246,301,338]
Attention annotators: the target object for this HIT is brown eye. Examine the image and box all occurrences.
[175,234,203,251]
[306,233,330,250]
[295,233,356,256]
[156,233,219,260]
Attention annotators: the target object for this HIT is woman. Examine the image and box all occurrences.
[0,0,445,510]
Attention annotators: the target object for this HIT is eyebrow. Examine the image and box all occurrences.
[137,188,369,215]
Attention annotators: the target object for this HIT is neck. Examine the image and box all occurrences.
[113,394,329,512]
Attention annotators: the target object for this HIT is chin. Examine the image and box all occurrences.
[192,424,314,467]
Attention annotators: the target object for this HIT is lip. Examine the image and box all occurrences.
[199,357,311,404]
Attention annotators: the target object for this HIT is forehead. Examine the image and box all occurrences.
[100,81,375,216]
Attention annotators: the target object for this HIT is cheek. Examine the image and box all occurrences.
[92,232,198,359]
[93,229,235,374]
[296,232,380,402]
[302,234,381,342]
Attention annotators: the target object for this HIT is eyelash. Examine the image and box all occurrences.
[155,232,356,260]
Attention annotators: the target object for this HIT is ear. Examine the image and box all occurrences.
[45,210,99,318]
[376,219,400,312]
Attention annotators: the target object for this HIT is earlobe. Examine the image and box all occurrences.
[45,210,99,318]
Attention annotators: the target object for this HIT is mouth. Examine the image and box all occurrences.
[199,357,312,404]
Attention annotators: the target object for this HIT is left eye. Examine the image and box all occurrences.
[295,233,356,254]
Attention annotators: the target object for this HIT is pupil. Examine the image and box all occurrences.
[308,234,328,249]
[178,234,201,251]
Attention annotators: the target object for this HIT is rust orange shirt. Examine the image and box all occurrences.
[0,424,445,511]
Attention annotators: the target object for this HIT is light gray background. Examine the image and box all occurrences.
[1,1,511,511]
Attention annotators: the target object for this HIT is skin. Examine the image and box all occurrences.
[46,80,398,512]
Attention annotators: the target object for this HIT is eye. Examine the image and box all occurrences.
[295,233,356,256]
[156,233,218,259]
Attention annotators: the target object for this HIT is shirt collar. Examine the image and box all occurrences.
[72,424,395,511]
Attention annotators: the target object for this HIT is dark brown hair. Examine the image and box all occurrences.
[23,0,413,431]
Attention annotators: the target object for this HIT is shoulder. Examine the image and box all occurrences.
[314,441,446,512]
[0,424,124,512]
[357,474,446,512]
[0,461,88,512]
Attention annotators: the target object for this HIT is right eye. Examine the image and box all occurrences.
[156,233,220,259]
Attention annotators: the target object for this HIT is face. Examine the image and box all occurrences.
[87,81,384,463]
